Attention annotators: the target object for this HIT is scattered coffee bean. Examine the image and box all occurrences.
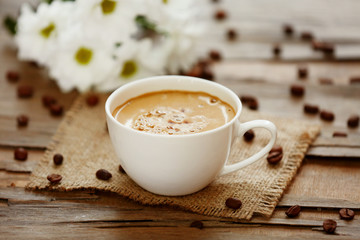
[119,165,126,174]
[349,77,360,85]
[347,115,359,128]
[226,28,238,41]
[323,219,337,234]
[285,205,301,218]
[42,95,57,108]
[211,0,220,3]
[272,44,281,57]
[96,169,112,180]
[14,147,28,161]
[339,208,355,220]
[290,84,305,97]
[243,129,255,142]
[332,132,347,138]
[303,104,319,114]
[17,85,34,98]
[53,153,63,165]
[50,104,63,116]
[320,110,335,122]
[267,145,283,164]
[312,41,335,55]
[47,174,62,184]
[185,60,214,81]
[225,197,242,210]
[267,151,283,164]
[86,94,99,107]
[319,78,333,85]
[10,182,16,187]
[297,66,308,79]
[17,115,29,127]
[6,71,20,82]
[239,95,259,110]
[209,50,222,61]
[214,9,227,21]
[283,24,294,36]
[190,220,204,229]
[300,31,313,41]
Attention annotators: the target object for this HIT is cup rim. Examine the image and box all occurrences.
[105,75,242,138]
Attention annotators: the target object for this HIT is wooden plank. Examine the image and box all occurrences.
[278,195,360,209]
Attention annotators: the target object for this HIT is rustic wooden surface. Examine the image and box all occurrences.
[1,0,359,239]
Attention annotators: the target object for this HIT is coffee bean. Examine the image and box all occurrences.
[285,205,301,218]
[53,154,63,165]
[17,115,29,127]
[14,147,28,161]
[86,94,99,107]
[339,208,355,220]
[323,219,337,234]
[320,110,335,122]
[119,165,126,174]
[50,104,63,116]
[332,132,347,138]
[243,130,255,142]
[47,174,62,184]
[319,78,333,85]
[347,115,359,128]
[283,24,294,36]
[239,95,259,110]
[267,145,283,164]
[96,169,112,180]
[190,220,204,229]
[290,84,305,97]
[211,0,220,3]
[17,85,33,98]
[297,66,308,79]
[226,29,237,41]
[267,151,283,164]
[312,41,334,55]
[209,50,222,61]
[300,31,313,41]
[42,95,57,108]
[303,104,319,114]
[350,77,360,85]
[225,197,242,210]
[6,71,20,82]
[214,9,227,21]
[272,44,281,57]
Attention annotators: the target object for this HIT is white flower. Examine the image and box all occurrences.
[15,1,75,65]
[15,0,209,92]
[47,25,117,92]
[95,38,164,92]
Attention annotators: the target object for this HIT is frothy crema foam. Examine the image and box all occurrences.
[112,90,236,135]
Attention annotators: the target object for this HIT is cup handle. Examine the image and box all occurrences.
[219,120,277,176]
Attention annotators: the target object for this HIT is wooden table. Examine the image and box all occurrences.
[1,0,359,239]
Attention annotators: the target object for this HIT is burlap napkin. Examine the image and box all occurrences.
[27,94,320,220]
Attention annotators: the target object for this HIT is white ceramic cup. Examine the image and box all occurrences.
[105,75,277,196]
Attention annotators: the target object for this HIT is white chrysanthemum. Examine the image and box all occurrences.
[95,38,164,92]
[132,0,209,73]
[15,1,75,65]
[73,0,139,47]
[47,25,117,92]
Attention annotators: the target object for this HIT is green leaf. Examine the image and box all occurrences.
[135,15,157,32]
[3,16,17,35]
